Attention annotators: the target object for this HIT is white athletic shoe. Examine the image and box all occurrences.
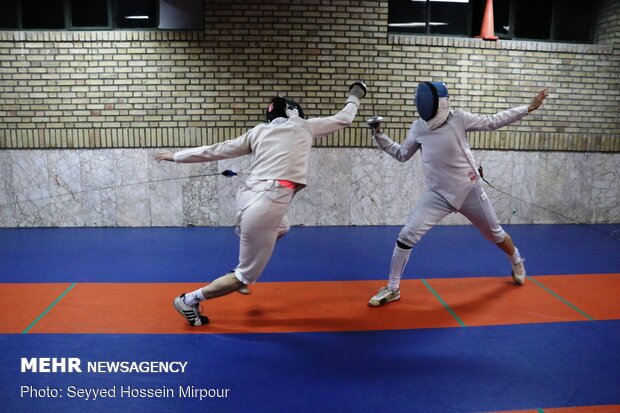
[173,294,209,326]
[368,286,401,307]
[511,258,527,285]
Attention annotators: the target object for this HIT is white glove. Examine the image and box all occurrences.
[348,81,367,99]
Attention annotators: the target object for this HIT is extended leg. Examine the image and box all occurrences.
[459,184,526,285]
[173,182,295,326]
[369,191,454,307]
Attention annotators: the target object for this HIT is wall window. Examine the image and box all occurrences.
[22,0,65,29]
[389,0,472,36]
[514,0,552,39]
[114,0,157,29]
[552,0,596,43]
[0,0,203,30]
[70,0,111,29]
[390,0,597,43]
[430,0,471,35]
[0,1,19,29]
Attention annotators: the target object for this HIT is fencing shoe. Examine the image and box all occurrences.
[511,258,527,285]
[368,286,401,307]
[173,294,209,326]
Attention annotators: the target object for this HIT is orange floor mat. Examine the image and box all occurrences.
[529,274,620,320]
[2,274,617,335]
[0,283,74,333]
[425,276,592,326]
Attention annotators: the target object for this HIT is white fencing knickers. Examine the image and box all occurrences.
[398,182,507,247]
[233,179,295,285]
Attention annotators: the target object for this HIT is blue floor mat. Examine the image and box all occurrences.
[2,321,619,413]
[1,224,619,283]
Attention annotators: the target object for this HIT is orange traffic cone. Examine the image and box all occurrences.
[476,0,498,40]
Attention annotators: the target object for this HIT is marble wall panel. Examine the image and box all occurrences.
[0,148,618,228]
[476,150,521,224]
[531,153,591,224]
[559,153,597,224]
[47,150,83,227]
[149,179,185,227]
[510,151,540,224]
[589,153,620,223]
[148,151,186,227]
[181,162,220,226]
[314,148,353,226]
[81,188,116,227]
[79,150,117,226]
[0,151,17,227]
[11,150,51,227]
[113,150,151,225]
[116,183,151,227]
[349,148,387,225]
[50,194,83,227]
[13,199,51,227]
[79,150,115,192]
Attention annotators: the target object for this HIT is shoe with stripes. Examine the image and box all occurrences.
[368,286,401,307]
[173,294,209,326]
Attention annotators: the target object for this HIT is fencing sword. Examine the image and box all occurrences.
[366,97,383,128]
[363,61,383,128]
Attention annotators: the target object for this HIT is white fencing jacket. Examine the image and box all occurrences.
[173,97,360,189]
[374,106,529,209]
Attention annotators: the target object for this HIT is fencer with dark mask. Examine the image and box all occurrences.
[156,81,366,326]
[368,82,548,307]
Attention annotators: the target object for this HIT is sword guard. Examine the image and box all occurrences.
[366,115,383,126]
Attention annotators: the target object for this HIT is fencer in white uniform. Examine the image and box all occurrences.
[156,81,367,326]
[368,82,548,307]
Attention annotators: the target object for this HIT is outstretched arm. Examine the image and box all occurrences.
[306,81,366,138]
[155,133,252,163]
[462,88,549,132]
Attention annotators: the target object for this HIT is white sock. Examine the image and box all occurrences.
[509,247,522,265]
[183,288,206,306]
[388,244,412,291]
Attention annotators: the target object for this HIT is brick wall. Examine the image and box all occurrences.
[596,0,620,44]
[0,0,618,152]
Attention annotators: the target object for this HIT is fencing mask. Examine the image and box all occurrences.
[415,82,450,130]
[266,96,305,123]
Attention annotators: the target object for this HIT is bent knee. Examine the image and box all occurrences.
[396,240,413,250]
[397,233,418,248]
